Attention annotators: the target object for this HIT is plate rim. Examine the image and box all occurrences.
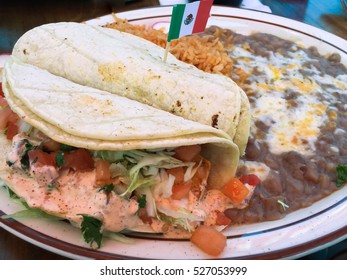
[105,5,347,49]
[1,208,346,259]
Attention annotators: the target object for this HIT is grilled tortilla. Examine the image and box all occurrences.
[12,22,250,155]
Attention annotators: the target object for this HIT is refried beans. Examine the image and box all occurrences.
[205,26,347,224]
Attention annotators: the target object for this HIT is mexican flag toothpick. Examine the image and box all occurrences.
[163,0,214,62]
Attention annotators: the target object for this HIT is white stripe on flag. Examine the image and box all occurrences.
[178,1,200,38]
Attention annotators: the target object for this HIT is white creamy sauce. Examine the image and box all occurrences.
[155,189,233,227]
[30,165,59,184]
[3,132,238,235]
[238,160,270,182]
[232,46,346,157]
[3,165,142,232]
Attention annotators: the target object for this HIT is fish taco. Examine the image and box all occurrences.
[0,58,256,255]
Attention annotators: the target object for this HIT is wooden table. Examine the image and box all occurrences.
[0,0,346,260]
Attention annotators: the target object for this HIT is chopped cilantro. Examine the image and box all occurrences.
[138,194,147,208]
[2,184,30,208]
[97,184,114,194]
[80,214,103,249]
[336,165,347,187]
[97,184,114,204]
[47,179,60,193]
[55,152,65,169]
[20,139,37,171]
[60,144,77,152]
[6,185,20,200]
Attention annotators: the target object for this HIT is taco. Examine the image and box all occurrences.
[12,22,250,155]
[0,58,254,250]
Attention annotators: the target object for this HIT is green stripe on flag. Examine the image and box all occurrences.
[167,4,186,42]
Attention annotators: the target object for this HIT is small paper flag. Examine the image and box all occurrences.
[167,0,213,42]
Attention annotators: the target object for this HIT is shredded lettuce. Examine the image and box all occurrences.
[1,208,62,220]
[104,231,135,244]
[159,206,203,222]
[129,154,184,177]
[158,211,202,232]
[136,186,158,218]
[94,150,127,162]
[157,203,203,232]
[142,165,159,177]
[1,183,63,221]
[94,149,190,196]
[122,174,155,196]
[184,160,202,182]
[95,149,205,228]
[152,170,175,198]
[109,162,128,177]
[1,181,21,202]
[1,182,27,206]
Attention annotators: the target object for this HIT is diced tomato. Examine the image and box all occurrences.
[62,149,94,171]
[28,150,57,168]
[221,177,250,204]
[0,96,7,107]
[8,111,19,123]
[0,106,12,130]
[6,121,19,140]
[95,159,111,183]
[173,145,201,162]
[138,207,152,224]
[190,225,227,256]
[239,174,260,186]
[167,166,185,184]
[171,180,192,200]
[215,211,231,226]
[0,102,19,133]
[0,83,4,97]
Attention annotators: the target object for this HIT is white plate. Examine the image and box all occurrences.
[1,6,346,259]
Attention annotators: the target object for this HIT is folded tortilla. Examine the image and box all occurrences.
[12,22,250,155]
[0,57,243,230]
[3,57,240,182]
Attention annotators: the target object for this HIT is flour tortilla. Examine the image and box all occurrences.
[12,22,250,155]
[2,57,240,189]
[0,58,241,233]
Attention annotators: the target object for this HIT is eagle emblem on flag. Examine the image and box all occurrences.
[184,14,194,25]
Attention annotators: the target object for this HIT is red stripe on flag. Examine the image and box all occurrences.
[192,0,213,33]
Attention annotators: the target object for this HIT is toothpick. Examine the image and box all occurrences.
[163,41,171,63]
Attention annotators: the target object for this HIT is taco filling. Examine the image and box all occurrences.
[0,58,256,255]
[2,125,255,250]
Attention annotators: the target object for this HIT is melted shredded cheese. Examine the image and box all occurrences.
[232,46,346,156]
